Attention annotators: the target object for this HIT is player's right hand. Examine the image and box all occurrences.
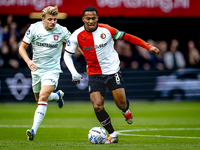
[27,60,38,71]
[72,73,83,84]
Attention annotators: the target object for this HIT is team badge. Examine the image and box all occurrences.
[54,35,59,41]
[100,33,106,39]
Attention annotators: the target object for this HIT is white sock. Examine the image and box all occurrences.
[48,93,59,101]
[31,101,47,134]
[110,131,118,137]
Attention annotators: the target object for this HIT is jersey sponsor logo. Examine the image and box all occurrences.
[100,33,106,39]
[52,32,62,35]
[26,29,30,35]
[81,37,86,41]
[67,40,70,46]
[83,42,108,50]
[54,35,59,41]
[36,42,58,48]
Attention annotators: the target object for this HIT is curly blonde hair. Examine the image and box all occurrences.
[42,6,58,18]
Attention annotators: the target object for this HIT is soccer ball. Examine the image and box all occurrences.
[88,127,107,144]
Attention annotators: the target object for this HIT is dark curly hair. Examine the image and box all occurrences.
[82,6,98,16]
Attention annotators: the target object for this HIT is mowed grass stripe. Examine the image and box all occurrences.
[0,101,200,150]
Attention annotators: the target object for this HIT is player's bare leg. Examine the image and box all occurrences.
[34,93,39,102]
[90,92,118,143]
[90,92,104,112]
[112,88,133,124]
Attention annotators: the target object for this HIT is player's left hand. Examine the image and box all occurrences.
[72,73,83,84]
[149,46,160,55]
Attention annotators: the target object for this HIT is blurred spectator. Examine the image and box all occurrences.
[9,22,20,40]
[3,25,9,41]
[20,23,30,39]
[133,45,156,70]
[114,40,126,68]
[0,20,3,49]
[184,40,200,68]
[0,25,4,67]
[0,15,198,71]
[163,39,186,70]
[0,15,31,69]
[0,44,10,67]
[154,40,168,70]
[0,55,3,67]
[8,34,17,46]
[9,40,20,68]
[115,40,134,69]
[6,15,13,29]
[115,39,157,70]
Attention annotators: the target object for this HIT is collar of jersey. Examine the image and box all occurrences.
[84,24,98,32]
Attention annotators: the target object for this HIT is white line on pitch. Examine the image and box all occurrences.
[117,128,200,132]
[116,128,200,139]
[116,133,200,139]
[1,125,200,139]
[0,125,85,128]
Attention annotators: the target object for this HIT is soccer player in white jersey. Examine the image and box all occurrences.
[64,6,160,143]
[19,6,71,141]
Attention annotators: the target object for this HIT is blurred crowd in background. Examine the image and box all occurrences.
[0,15,31,69]
[0,15,200,71]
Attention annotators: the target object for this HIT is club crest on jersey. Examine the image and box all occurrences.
[100,33,106,39]
[54,35,59,41]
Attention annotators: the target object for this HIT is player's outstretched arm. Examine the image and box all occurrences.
[63,51,82,84]
[122,33,160,55]
[19,42,38,71]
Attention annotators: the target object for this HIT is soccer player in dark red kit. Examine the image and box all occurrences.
[64,6,160,143]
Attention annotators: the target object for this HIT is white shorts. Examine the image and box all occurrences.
[31,72,60,93]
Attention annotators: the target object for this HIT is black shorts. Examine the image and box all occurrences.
[88,71,124,97]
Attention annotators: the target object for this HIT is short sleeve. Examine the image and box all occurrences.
[22,24,34,45]
[65,32,78,54]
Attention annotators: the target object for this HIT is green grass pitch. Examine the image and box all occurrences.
[0,100,200,150]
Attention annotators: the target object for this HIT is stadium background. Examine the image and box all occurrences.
[0,0,200,102]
